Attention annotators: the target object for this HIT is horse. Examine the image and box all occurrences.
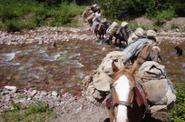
[114,28,129,47]
[106,44,161,122]
[106,27,129,48]
[94,22,109,40]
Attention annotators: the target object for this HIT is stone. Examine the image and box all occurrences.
[4,86,17,93]
[30,90,37,97]
[40,91,48,97]
[27,97,32,101]
[51,91,58,97]
[0,52,16,62]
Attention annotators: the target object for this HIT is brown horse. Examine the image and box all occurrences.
[106,44,161,122]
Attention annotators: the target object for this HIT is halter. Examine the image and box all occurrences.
[107,79,150,116]
[110,82,134,109]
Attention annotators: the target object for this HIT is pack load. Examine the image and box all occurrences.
[136,61,176,112]
[87,13,95,22]
[128,28,145,44]
[106,22,119,35]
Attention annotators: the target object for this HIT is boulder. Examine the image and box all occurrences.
[4,86,17,93]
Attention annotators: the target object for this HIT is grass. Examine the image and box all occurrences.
[0,0,85,31]
[169,83,185,122]
[0,101,54,122]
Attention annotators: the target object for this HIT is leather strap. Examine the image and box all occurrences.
[113,101,133,108]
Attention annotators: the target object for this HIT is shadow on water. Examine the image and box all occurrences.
[0,40,114,96]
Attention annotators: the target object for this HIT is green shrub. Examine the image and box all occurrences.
[155,8,176,21]
[26,102,50,114]
[99,0,178,20]
[0,0,85,31]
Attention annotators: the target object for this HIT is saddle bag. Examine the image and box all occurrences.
[136,61,176,109]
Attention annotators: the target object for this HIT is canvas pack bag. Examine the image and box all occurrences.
[136,61,176,112]
[106,22,119,35]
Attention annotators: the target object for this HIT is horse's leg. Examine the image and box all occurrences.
[105,35,112,45]
[118,39,122,48]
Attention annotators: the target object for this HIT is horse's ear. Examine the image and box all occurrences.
[112,59,119,73]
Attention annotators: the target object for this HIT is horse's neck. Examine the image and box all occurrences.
[130,45,153,74]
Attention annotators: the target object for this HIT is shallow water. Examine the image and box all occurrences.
[0,40,114,95]
[0,40,184,95]
[159,41,185,83]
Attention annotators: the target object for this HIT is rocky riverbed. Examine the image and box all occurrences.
[0,25,185,122]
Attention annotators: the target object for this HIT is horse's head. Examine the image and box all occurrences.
[108,60,145,122]
[107,44,160,122]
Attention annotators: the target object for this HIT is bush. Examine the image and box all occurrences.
[0,0,85,31]
[154,8,175,20]
[99,0,178,20]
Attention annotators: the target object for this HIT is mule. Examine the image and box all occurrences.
[114,30,129,47]
[94,22,109,40]
[106,44,161,122]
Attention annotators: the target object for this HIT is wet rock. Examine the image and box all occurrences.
[4,86,17,93]
[0,52,16,61]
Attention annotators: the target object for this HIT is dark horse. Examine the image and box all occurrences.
[94,22,109,41]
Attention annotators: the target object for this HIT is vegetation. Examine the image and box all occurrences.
[0,0,85,31]
[0,0,184,31]
[128,22,160,31]
[99,0,184,20]
[0,101,54,122]
[169,83,185,122]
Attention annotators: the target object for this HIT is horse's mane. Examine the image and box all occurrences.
[112,44,154,77]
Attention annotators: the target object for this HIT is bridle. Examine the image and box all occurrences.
[110,82,134,109]
[106,76,151,120]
